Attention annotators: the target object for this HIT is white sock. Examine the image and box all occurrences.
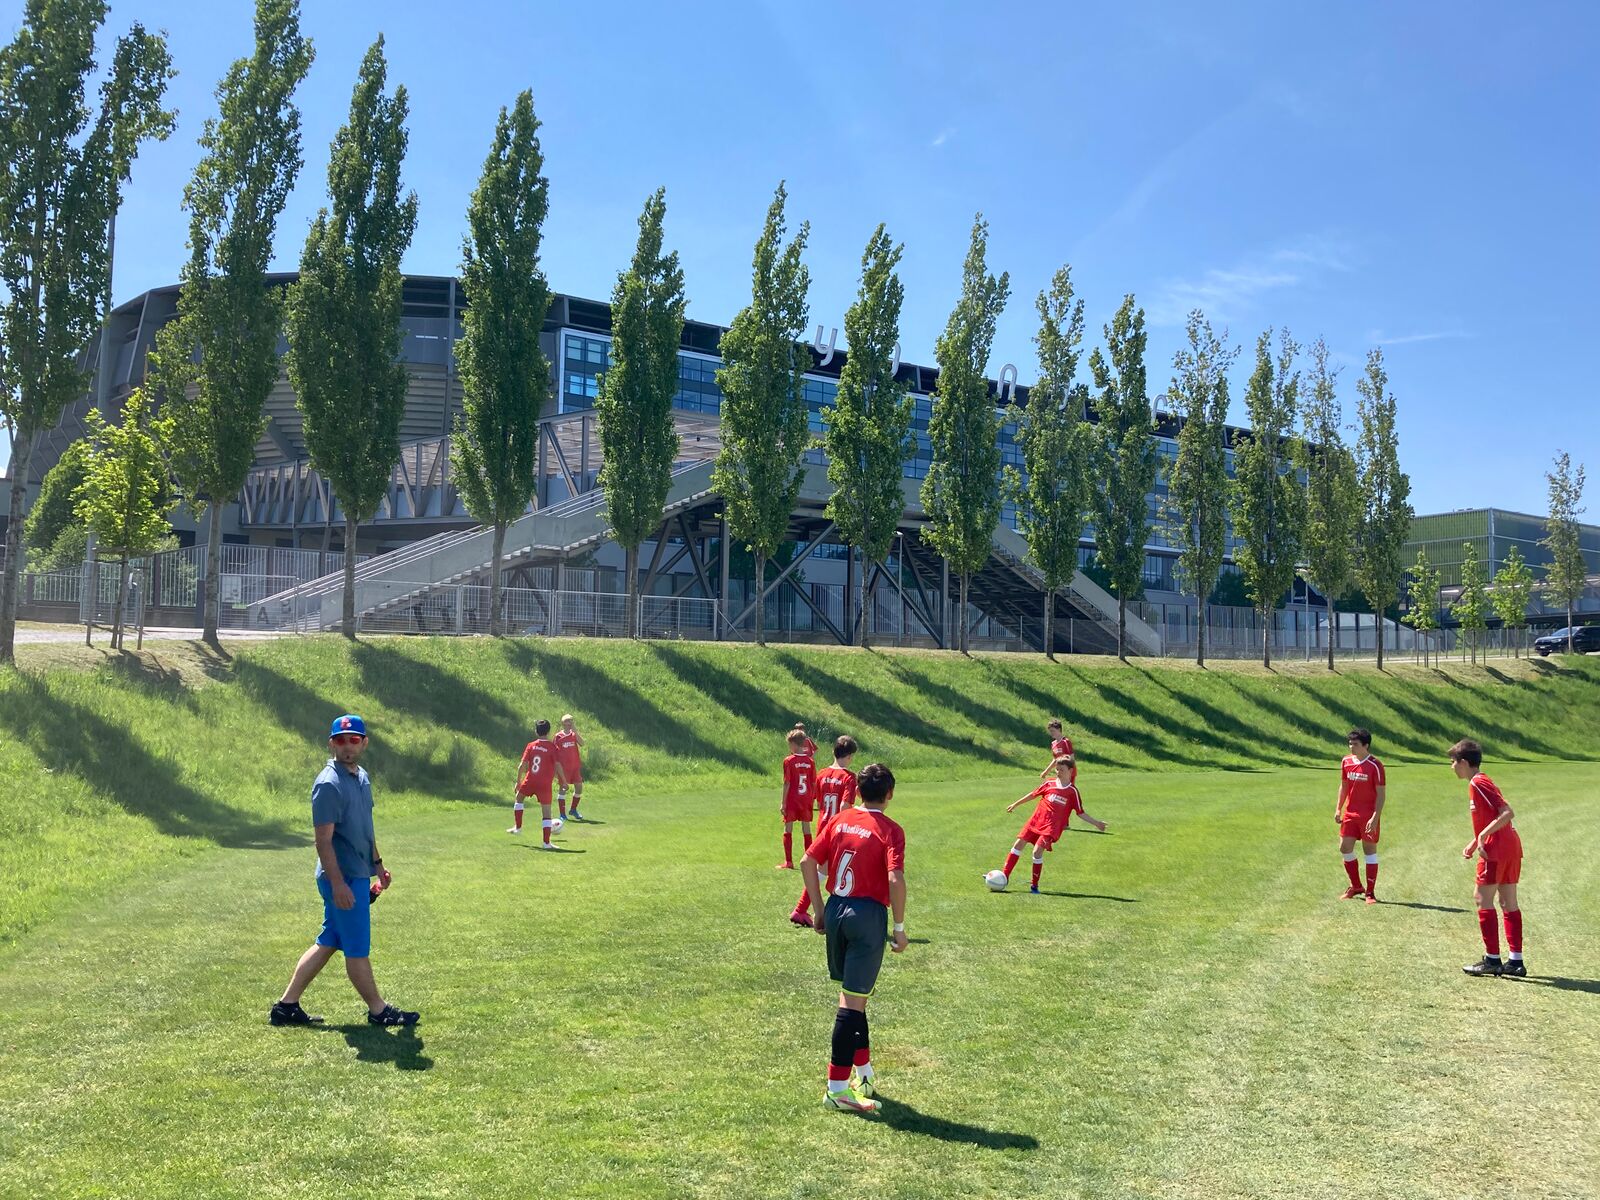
[827,1079,849,1094]
[1510,951,1523,961]
[1033,854,1045,865]
[1342,852,1358,862]
[856,1061,874,1080]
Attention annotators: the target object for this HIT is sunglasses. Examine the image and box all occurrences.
[331,734,366,747]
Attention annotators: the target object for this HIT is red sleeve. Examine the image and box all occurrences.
[1472,778,1508,814]
[886,823,905,873]
[520,743,533,765]
[844,774,858,805]
[1374,759,1386,786]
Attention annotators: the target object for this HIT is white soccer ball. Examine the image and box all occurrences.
[984,869,1009,892]
[550,817,565,835]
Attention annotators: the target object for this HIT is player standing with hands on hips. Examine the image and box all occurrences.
[801,763,907,1114]
[1451,739,1527,978]
[270,714,419,1028]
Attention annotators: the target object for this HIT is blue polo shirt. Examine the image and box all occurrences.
[310,759,376,882]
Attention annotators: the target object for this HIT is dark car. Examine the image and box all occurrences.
[1533,625,1600,655]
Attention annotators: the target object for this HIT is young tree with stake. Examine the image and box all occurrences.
[452,90,552,636]
[821,227,912,649]
[1351,349,1413,670]
[923,215,1010,654]
[1452,540,1490,665]
[0,0,173,663]
[149,0,312,646]
[1490,545,1534,658]
[1541,451,1588,655]
[1294,337,1360,669]
[1166,311,1236,667]
[284,38,418,640]
[712,183,811,645]
[594,189,686,636]
[1404,549,1441,667]
[1088,295,1157,662]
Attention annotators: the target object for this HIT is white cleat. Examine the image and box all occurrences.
[507,826,522,834]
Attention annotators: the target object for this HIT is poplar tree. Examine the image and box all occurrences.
[1294,337,1360,670]
[0,0,174,663]
[284,37,418,639]
[1351,348,1413,670]
[75,388,174,648]
[594,188,686,635]
[149,0,312,646]
[1452,539,1490,665]
[1403,549,1440,667]
[452,90,552,636]
[25,440,93,568]
[1490,545,1534,658]
[1166,310,1236,667]
[711,183,810,645]
[923,215,1010,654]
[822,225,912,649]
[1231,329,1305,667]
[1088,295,1157,661]
[1010,265,1093,659]
[1541,450,1588,654]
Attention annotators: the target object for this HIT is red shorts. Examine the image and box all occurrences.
[1340,812,1379,844]
[559,764,582,785]
[1476,851,1522,886]
[1019,818,1061,851]
[518,782,552,805]
[782,797,814,824]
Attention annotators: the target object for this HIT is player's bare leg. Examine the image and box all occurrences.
[801,820,814,859]
[540,801,556,849]
[1338,834,1363,898]
[1361,839,1380,903]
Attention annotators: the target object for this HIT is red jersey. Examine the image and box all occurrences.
[518,738,558,797]
[1051,735,1077,782]
[815,766,858,821]
[1468,773,1518,856]
[1340,755,1385,818]
[553,729,582,775]
[1025,780,1082,840]
[798,736,818,758]
[806,807,906,908]
[783,752,817,812]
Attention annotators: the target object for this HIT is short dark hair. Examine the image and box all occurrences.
[834,735,858,759]
[857,762,895,805]
[1449,738,1483,768]
[1347,728,1371,748]
[535,719,551,737]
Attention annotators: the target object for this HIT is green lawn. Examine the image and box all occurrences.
[2,639,1598,1198]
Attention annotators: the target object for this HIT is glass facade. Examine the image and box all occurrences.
[1404,509,1600,589]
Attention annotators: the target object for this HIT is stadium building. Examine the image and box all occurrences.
[11,274,1282,652]
[1404,508,1600,627]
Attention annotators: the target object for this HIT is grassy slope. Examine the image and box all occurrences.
[2,639,1599,1198]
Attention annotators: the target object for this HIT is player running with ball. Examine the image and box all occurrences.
[509,719,567,849]
[990,756,1104,893]
[801,762,907,1114]
[1451,739,1527,978]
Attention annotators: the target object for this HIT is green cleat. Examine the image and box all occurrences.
[824,1088,881,1114]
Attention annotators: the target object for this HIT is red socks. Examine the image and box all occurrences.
[1364,861,1379,894]
[542,819,552,846]
[1031,859,1043,888]
[1478,908,1500,956]
[512,803,524,830]
[1504,910,1523,954]
[1003,852,1020,879]
[853,1046,870,1068]
[1342,857,1361,888]
[795,890,811,916]
[802,832,813,854]
[782,833,794,867]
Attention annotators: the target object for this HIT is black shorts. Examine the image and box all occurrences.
[824,895,888,998]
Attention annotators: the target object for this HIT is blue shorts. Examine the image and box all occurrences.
[315,874,372,958]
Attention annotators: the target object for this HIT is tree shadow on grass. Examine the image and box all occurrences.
[354,641,527,757]
[881,659,1035,768]
[0,672,301,850]
[1521,976,1600,996]
[648,643,797,742]
[1203,673,1348,751]
[981,668,1161,769]
[323,1023,433,1070]
[1135,670,1305,766]
[506,641,762,774]
[873,1097,1038,1150]
[769,650,972,758]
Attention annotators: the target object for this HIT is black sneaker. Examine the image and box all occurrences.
[269,1000,324,1026]
[1462,956,1503,977]
[1502,960,1527,978]
[367,1004,420,1026]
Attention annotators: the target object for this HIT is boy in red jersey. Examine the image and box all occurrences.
[1450,739,1527,978]
[801,762,908,1114]
[510,718,566,849]
[1335,728,1386,903]
[778,729,817,869]
[553,714,585,821]
[1041,718,1077,783]
[789,736,859,928]
[992,757,1104,893]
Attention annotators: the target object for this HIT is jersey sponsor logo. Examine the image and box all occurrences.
[835,822,877,839]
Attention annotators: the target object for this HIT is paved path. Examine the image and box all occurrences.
[14,626,290,644]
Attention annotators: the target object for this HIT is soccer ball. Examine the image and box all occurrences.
[984,869,1009,892]
[550,817,565,835]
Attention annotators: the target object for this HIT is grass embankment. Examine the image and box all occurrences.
[2,639,1599,1198]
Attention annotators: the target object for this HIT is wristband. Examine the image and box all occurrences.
[893,923,905,933]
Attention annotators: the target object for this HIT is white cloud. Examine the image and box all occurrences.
[1366,329,1471,347]
[1148,237,1355,327]
[930,127,954,148]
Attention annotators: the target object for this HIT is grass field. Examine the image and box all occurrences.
[2,638,1598,1198]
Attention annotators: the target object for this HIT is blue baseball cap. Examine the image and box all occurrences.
[329,714,368,739]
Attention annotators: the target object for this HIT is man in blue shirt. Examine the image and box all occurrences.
[270,714,419,1028]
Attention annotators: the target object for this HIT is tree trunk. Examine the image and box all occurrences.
[1196,597,1206,668]
[1117,596,1127,662]
[342,514,359,641]
[856,546,868,650]
[0,428,35,663]
[1044,586,1054,660]
[958,572,970,654]
[1568,602,1575,654]
[1326,595,1336,671]
[1374,604,1385,670]
[625,542,639,640]
[112,555,130,650]
[203,503,222,645]
[1262,603,1272,669]
[754,548,766,647]
[491,521,508,636]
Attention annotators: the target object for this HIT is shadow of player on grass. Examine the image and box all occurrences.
[1378,900,1468,914]
[872,1097,1038,1150]
[324,1023,433,1071]
[1032,891,1139,903]
[1520,977,1600,996]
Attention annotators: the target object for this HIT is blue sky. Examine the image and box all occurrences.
[4,0,1596,514]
